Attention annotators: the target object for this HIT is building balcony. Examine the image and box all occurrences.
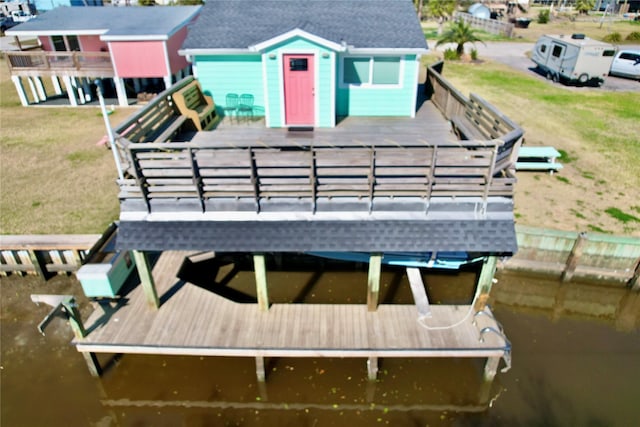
[5,50,114,77]
[111,64,523,254]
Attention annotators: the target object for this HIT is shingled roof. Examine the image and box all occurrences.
[182,0,427,51]
[116,219,517,254]
[7,6,201,39]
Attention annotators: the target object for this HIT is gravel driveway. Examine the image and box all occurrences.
[433,41,640,92]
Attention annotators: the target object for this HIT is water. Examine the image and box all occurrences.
[1,264,639,426]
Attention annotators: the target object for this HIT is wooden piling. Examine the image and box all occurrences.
[483,356,500,382]
[255,356,266,382]
[253,254,269,311]
[562,232,588,282]
[367,357,379,381]
[475,256,497,311]
[630,258,640,291]
[132,250,159,309]
[367,254,382,312]
[406,267,431,318]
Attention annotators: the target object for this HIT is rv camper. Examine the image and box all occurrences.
[531,34,617,86]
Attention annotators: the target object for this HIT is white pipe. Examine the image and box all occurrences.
[95,80,124,181]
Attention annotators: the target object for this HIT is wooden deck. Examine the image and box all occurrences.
[189,100,457,146]
[76,251,508,359]
[5,50,115,78]
[114,70,522,216]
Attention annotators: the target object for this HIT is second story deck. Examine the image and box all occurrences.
[5,50,114,78]
[113,64,523,254]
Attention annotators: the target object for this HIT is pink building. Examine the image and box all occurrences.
[5,6,201,106]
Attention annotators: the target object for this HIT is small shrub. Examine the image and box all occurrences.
[625,31,640,41]
[443,48,459,60]
[602,32,622,43]
[537,9,550,24]
[557,149,574,163]
[556,175,570,184]
[605,207,640,223]
[470,48,478,60]
[587,225,608,233]
[581,171,595,180]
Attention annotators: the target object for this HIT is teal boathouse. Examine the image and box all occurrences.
[180,0,428,127]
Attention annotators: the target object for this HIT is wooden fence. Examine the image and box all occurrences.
[454,12,514,38]
[0,234,99,278]
[501,225,640,288]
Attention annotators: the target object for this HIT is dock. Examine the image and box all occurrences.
[75,251,509,381]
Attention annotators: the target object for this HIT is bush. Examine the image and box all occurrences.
[443,48,459,60]
[470,48,478,60]
[537,9,550,24]
[625,31,640,41]
[603,32,622,43]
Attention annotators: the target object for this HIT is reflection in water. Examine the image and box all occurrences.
[1,265,638,426]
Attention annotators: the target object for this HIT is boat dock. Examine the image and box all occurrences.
[74,251,509,382]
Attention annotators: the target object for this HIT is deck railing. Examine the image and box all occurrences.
[117,140,516,214]
[112,67,521,214]
[426,62,523,171]
[5,51,114,77]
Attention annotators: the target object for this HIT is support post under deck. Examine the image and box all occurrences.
[132,250,159,309]
[255,356,266,382]
[11,76,29,106]
[367,357,379,381]
[475,256,498,311]
[367,254,382,312]
[483,356,500,382]
[254,254,269,311]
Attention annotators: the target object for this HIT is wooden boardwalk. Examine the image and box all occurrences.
[76,251,507,359]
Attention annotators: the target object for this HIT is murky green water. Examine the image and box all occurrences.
[1,263,638,426]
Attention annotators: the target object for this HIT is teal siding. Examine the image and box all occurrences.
[194,55,264,118]
[336,55,418,117]
[192,46,419,125]
[263,36,334,127]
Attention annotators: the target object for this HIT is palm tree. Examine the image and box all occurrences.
[435,19,484,58]
[427,0,457,35]
[575,0,595,14]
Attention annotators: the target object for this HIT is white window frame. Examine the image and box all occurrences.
[339,55,404,89]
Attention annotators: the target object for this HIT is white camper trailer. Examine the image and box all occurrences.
[531,34,617,86]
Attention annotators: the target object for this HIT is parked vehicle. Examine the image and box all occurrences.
[10,10,35,23]
[0,14,18,34]
[531,34,617,86]
[609,50,640,80]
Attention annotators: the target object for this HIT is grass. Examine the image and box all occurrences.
[605,208,640,224]
[0,58,134,234]
[422,11,640,44]
[587,225,608,233]
[2,41,639,234]
[439,61,639,187]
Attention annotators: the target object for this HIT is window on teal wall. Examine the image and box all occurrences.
[372,57,400,84]
[344,58,370,84]
[343,56,401,86]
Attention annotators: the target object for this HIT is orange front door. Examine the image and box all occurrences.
[283,54,315,126]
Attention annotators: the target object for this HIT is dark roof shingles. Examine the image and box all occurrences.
[116,220,517,253]
[182,0,427,50]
